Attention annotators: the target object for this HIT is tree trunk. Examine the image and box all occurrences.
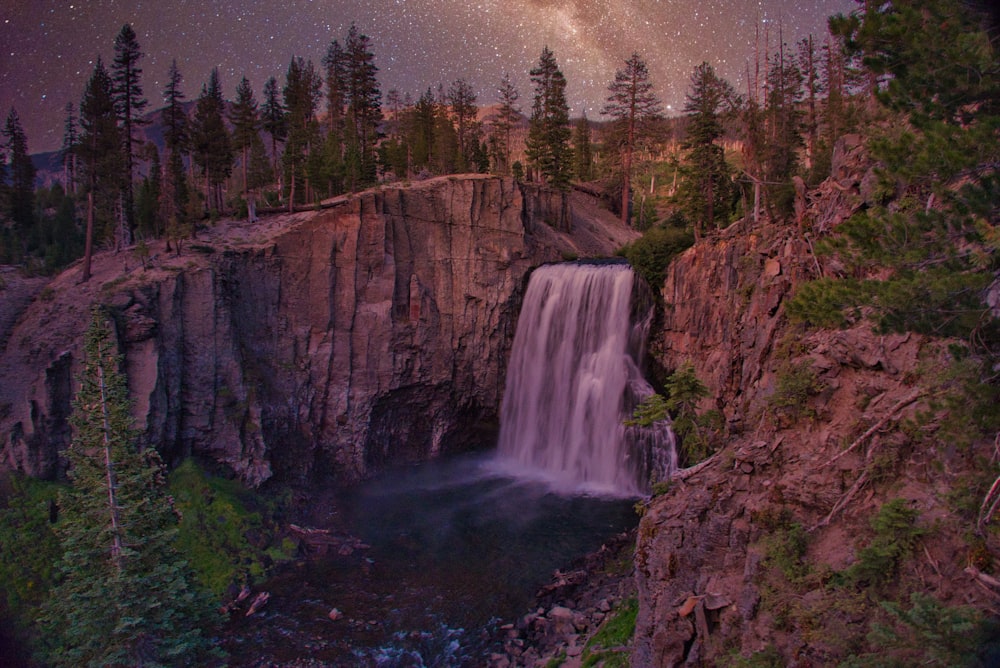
[96,340,124,573]
[82,191,95,283]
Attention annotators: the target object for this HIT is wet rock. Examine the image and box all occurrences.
[0,176,637,483]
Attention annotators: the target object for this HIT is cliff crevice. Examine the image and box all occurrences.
[0,176,637,485]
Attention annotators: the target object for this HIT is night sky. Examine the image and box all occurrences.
[1,0,855,153]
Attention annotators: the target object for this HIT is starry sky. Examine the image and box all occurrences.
[0,0,855,153]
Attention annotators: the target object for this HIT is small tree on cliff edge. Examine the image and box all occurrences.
[37,308,220,667]
[602,53,662,226]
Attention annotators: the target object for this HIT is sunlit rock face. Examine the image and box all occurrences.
[0,176,637,485]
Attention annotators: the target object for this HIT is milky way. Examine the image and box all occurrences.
[0,0,855,152]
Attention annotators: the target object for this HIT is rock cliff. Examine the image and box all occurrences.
[0,175,636,485]
[631,139,997,665]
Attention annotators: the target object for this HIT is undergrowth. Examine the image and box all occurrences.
[581,597,638,668]
[168,458,296,596]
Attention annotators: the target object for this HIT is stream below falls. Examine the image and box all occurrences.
[222,451,638,667]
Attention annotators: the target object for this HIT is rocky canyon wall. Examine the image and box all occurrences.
[632,138,993,665]
[0,176,636,485]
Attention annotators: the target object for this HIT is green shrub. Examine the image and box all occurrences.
[837,499,924,591]
[617,225,694,289]
[169,459,294,596]
[731,645,785,668]
[768,361,826,424]
[764,521,811,583]
[0,474,62,624]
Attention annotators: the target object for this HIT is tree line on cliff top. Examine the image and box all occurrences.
[0,3,943,274]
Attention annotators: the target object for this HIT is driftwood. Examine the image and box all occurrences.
[977,433,1000,532]
[671,453,721,481]
[245,591,270,617]
[822,390,926,468]
[288,524,371,556]
[810,470,869,533]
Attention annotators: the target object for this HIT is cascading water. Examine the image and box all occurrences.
[496,262,677,495]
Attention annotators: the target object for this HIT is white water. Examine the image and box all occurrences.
[496,262,677,496]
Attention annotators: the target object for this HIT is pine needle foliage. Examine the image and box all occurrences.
[791,0,1000,349]
[37,308,221,667]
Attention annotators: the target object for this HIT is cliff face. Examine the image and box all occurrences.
[632,141,994,665]
[0,176,636,485]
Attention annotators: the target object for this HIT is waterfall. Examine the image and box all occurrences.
[496,262,677,496]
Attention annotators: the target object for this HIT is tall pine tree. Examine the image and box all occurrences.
[677,62,735,237]
[3,108,36,236]
[112,24,148,241]
[230,76,261,220]
[602,52,663,224]
[261,76,286,189]
[37,308,220,667]
[160,59,189,238]
[61,102,79,195]
[281,57,322,207]
[191,68,232,215]
[447,78,478,171]
[526,47,572,188]
[343,25,382,189]
[78,58,124,282]
[490,73,520,176]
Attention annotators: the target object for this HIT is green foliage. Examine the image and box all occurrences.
[841,593,993,668]
[795,0,1000,358]
[625,393,668,428]
[617,225,694,289]
[169,458,294,596]
[675,62,736,233]
[787,277,861,329]
[767,361,826,424]
[730,645,785,668]
[837,499,924,591]
[0,474,62,624]
[526,47,573,189]
[36,308,221,667]
[581,598,637,667]
[764,522,811,583]
[627,363,722,466]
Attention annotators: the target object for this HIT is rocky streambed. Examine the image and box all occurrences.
[220,452,639,667]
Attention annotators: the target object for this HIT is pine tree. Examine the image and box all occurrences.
[135,143,161,238]
[677,62,735,237]
[573,112,593,182]
[281,57,322,207]
[321,39,347,195]
[448,78,478,170]
[191,68,232,215]
[37,308,221,667]
[260,76,286,186]
[160,60,188,235]
[794,0,1000,342]
[112,24,148,240]
[3,108,36,235]
[762,38,805,216]
[61,102,79,195]
[78,58,124,282]
[343,25,382,188]
[490,73,520,175]
[797,35,820,174]
[230,76,261,220]
[526,47,572,189]
[602,52,663,224]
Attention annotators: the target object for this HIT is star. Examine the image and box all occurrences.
[0,0,854,153]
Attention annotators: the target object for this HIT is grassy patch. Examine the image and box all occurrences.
[169,459,295,597]
[581,598,638,667]
[0,474,62,624]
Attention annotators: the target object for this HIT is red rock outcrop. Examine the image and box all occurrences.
[0,175,636,485]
